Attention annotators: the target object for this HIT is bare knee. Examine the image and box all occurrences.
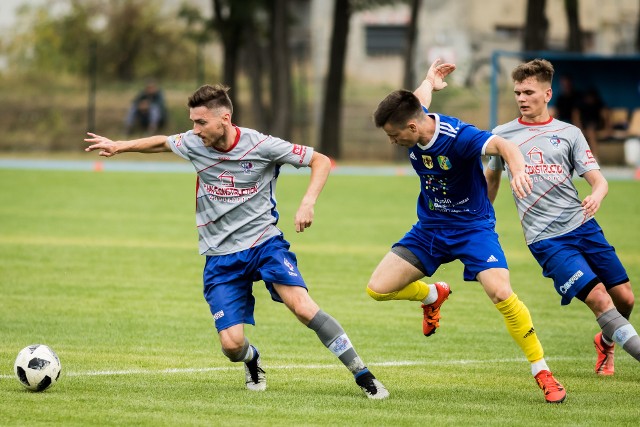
[218,325,246,356]
[477,268,513,304]
[274,284,319,324]
[584,284,616,317]
[609,281,635,318]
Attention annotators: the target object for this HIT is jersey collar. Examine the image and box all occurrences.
[517,116,553,126]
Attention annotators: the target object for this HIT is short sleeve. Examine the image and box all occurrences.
[167,133,190,161]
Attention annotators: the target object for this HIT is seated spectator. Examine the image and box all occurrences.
[577,87,607,158]
[125,80,167,135]
[552,75,580,124]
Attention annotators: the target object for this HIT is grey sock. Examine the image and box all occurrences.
[597,308,640,361]
[308,310,366,374]
[221,337,254,362]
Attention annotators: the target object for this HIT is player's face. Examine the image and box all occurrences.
[513,77,552,122]
[190,106,230,150]
[382,121,418,147]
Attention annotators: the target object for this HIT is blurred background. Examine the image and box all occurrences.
[0,0,639,164]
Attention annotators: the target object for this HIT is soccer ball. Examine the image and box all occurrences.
[14,344,62,392]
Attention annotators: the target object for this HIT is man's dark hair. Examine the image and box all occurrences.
[511,59,554,84]
[188,84,233,114]
[373,90,422,128]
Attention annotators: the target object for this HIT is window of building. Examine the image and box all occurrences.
[365,25,407,56]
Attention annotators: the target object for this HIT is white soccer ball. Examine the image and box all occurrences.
[14,344,62,392]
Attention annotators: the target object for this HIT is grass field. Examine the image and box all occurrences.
[1,166,639,426]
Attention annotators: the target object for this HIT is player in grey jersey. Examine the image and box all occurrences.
[484,59,639,375]
[85,84,388,399]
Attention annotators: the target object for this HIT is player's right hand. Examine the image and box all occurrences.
[84,132,118,157]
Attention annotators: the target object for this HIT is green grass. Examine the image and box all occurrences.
[0,167,639,426]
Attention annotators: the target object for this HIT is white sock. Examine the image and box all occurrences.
[421,284,438,305]
[530,358,549,376]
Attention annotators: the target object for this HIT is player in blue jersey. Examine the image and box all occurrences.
[485,58,639,375]
[367,60,566,403]
[85,84,388,399]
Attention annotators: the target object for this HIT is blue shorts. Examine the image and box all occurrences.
[203,235,307,332]
[394,223,509,281]
[528,219,628,305]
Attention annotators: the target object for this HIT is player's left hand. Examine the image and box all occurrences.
[510,171,533,199]
[581,194,602,216]
[294,205,314,233]
[426,58,456,91]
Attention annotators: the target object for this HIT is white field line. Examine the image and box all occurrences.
[0,356,587,379]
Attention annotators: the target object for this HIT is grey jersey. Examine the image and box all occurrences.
[167,126,313,255]
[488,117,599,245]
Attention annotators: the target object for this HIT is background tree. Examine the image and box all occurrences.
[318,0,352,160]
[403,0,421,90]
[211,0,263,123]
[269,0,293,140]
[523,0,548,51]
[3,0,197,82]
[636,0,640,52]
[565,0,583,52]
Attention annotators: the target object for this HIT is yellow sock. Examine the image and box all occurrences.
[495,293,544,363]
[367,280,430,302]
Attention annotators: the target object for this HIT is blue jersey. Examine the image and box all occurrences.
[408,109,496,229]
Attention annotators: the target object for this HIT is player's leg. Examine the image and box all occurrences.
[608,281,634,320]
[477,268,565,403]
[257,235,388,399]
[273,283,389,399]
[579,226,640,370]
[203,253,265,391]
[218,324,266,391]
[577,282,640,374]
[367,227,452,337]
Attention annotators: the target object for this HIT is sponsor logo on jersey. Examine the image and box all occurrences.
[525,163,565,175]
[525,146,564,175]
[527,146,544,164]
[409,152,417,160]
[559,270,584,294]
[549,135,561,149]
[437,156,451,170]
[292,144,307,164]
[240,161,254,174]
[173,134,183,147]
[486,255,499,262]
[422,155,433,169]
[213,310,224,320]
[203,171,259,199]
[218,170,235,186]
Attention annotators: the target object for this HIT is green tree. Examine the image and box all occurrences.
[565,0,583,52]
[523,0,548,51]
[2,0,198,82]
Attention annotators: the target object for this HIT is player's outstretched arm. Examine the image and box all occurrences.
[84,132,171,157]
[294,151,331,233]
[414,58,456,108]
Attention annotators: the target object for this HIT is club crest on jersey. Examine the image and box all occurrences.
[437,156,451,170]
[240,161,254,174]
[422,155,433,169]
[548,135,561,149]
